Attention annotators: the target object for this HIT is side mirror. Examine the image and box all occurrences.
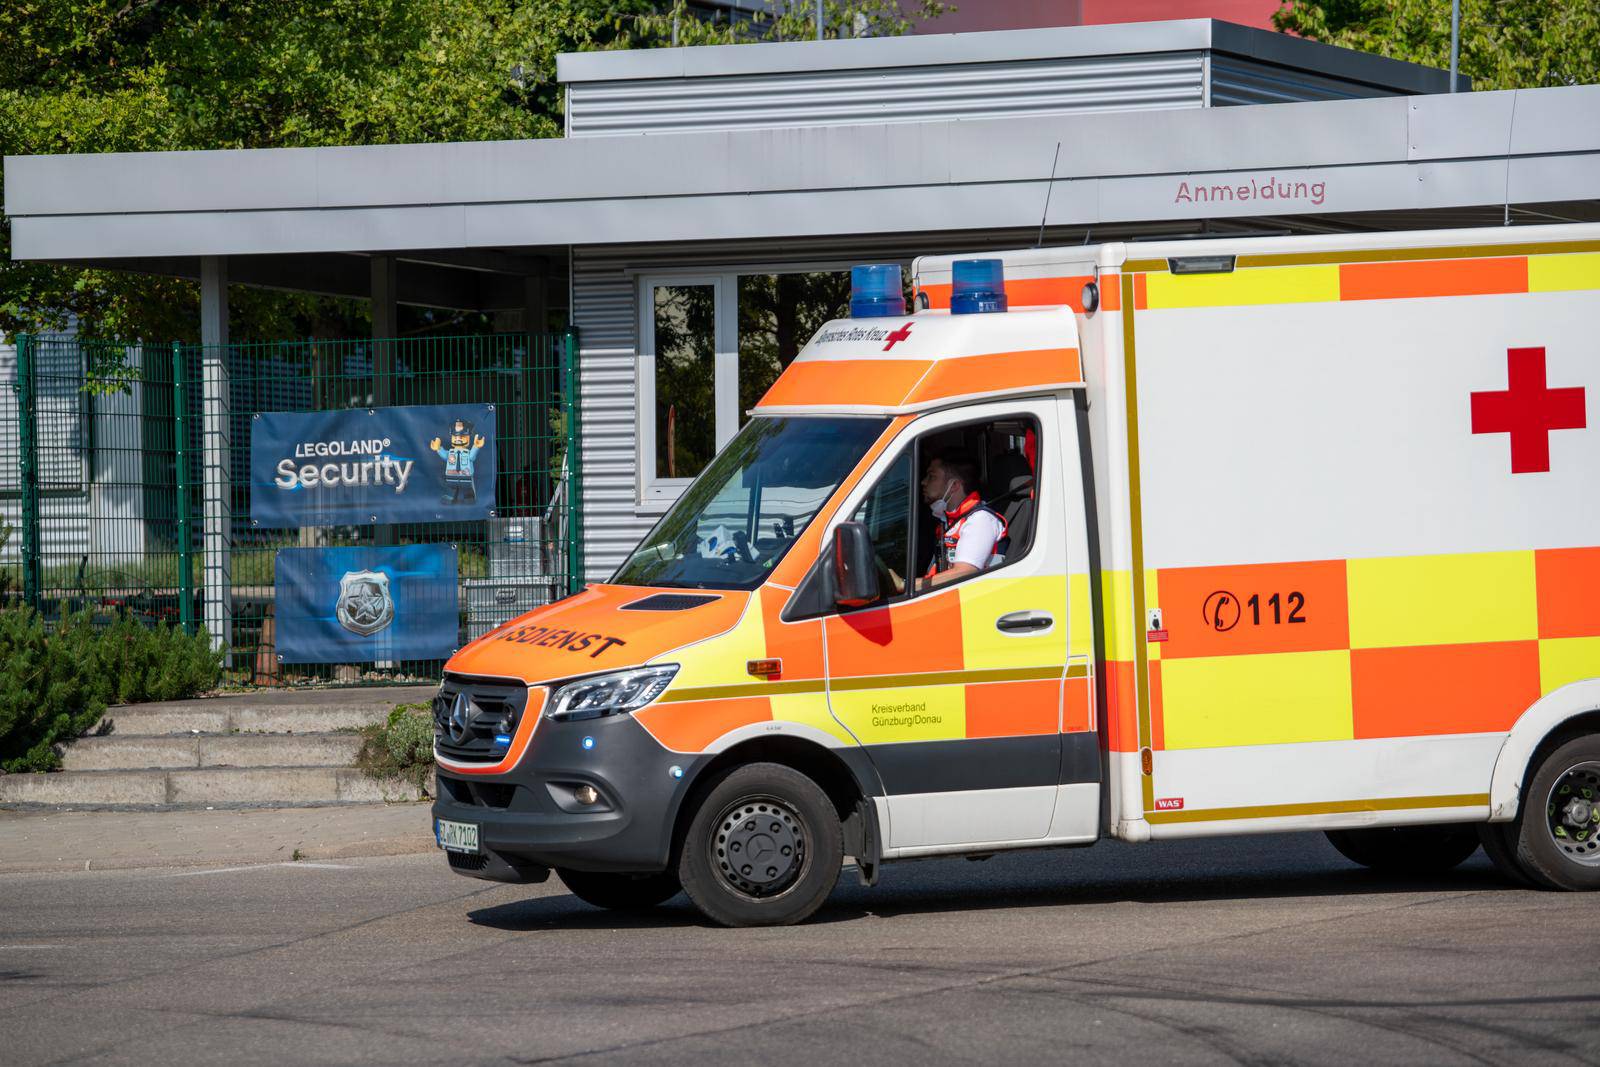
[831,522,880,609]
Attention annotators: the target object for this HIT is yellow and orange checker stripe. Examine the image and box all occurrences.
[634,576,1094,754]
[1125,246,1600,310]
[1124,547,1600,754]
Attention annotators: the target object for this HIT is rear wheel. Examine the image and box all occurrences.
[557,868,681,912]
[678,762,843,928]
[1505,735,1600,891]
[1324,824,1480,874]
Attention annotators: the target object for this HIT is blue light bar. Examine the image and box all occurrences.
[850,264,905,318]
[951,259,1007,315]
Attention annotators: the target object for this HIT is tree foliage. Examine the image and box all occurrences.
[1274,0,1600,91]
[1,0,945,343]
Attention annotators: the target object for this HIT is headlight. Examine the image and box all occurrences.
[546,665,679,722]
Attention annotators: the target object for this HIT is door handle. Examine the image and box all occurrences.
[996,610,1053,633]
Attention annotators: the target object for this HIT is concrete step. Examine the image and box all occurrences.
[61,733,366,772]
[93,685,436,737]
[0,766,431,809]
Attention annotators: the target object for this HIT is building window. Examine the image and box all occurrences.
[638,275,735,502]
[737,272,852,421]
[651,283,717,480]
[637,268,856,505]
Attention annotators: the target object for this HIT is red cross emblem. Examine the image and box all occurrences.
[881,323,914,351]
[1470,347,1586,474]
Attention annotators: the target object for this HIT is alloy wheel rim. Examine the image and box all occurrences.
[1546,760,1600,868]
[710,794,808,899]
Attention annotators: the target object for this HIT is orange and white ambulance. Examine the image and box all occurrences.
[431,222,1600,926]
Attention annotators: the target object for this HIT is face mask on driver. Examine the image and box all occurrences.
[928,483,956,523]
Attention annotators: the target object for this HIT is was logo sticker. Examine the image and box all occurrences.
[1154,797,1185,811]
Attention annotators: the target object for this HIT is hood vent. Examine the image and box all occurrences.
[621,593,721,612]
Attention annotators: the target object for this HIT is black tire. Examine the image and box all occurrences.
[1504,733,1600,891]
[1324,824,1480,874]
[557,868,681,912]
[1477,820,1536,887]
[678,762,843,928]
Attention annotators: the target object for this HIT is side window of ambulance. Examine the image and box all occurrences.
[796,412,1041,619]
[909,414,1042,593]
[847,449,913,605]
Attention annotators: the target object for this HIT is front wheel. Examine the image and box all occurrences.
[557,868,682,912]
[1324,824,1480,874]
[1504,734,1600,891]
[678,763,843,927]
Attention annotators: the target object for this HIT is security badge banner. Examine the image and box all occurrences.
[275,545,459,664]
[250,403,496,527]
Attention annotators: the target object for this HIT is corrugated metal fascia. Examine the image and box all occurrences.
[568,53,1204,137]
[1208,54,1399,107]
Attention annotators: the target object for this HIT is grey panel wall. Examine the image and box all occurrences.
[1208,55,1401,106]
[570,251,644,583]
[565,49,1422,139]
[567,53,1208,137]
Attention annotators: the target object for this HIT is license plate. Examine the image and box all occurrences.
[435,818,480,854]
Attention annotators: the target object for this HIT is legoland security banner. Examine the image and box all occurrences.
[275,545,459,663]
[251,404,496,527]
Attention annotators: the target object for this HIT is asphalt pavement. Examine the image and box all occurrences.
[2,832,1595,1066]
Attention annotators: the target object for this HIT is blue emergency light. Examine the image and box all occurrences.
[950,259,1008,315]
[850,264,905,318]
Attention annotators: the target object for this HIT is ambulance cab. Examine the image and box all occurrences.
[432,259,1100,926]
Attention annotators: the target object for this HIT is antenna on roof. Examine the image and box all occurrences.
[1036,142,1062,249]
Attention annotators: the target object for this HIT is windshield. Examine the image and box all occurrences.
[613,416,890,590]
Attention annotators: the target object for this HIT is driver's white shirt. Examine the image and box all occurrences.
[950,509,1005,569]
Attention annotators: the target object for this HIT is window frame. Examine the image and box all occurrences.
[636,273,738,506]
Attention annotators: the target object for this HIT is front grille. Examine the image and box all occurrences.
[434,675,531,763]
[439,775,520,810]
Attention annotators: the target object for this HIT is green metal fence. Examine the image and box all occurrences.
[5,331,582,685]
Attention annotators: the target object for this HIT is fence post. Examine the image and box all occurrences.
[200,349,233,654]
[15,334,42,611]
[172,342,195,636]
[562,326,583,595]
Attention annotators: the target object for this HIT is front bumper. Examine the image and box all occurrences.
[431,706,707,883]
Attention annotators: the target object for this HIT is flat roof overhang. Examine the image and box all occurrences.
[555,18,1455,94]
[6,84,1599,273]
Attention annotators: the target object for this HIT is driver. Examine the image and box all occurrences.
[918,452,1006,591]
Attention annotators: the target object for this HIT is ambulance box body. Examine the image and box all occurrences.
[431,223,1600,926]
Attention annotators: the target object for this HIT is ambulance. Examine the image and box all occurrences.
[431,222,1600,927]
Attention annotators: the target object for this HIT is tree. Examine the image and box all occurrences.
[1274,0,1600,91]
[0,0,945,344]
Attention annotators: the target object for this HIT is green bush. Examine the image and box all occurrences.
[356,702,436,792]
[0,609,225,773]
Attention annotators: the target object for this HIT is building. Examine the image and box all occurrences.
[6,19,1600,660]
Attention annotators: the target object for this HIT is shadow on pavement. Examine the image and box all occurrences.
[468,841,1525,932]
[468,895,703,931]
[820,862,1519,922]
